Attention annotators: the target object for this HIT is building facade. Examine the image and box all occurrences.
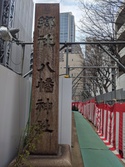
[60,12,75,42]
[0,0,4,26]
[0,0,14,65]
[115,3,125,90]
[59,45,84,101]
[0,0,34,75]
[60,12,80,100]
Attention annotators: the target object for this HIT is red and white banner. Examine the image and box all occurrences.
[72,100,125,160]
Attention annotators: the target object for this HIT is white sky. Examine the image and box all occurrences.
[33,0,94,40]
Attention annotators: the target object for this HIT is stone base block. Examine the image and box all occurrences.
[8,144,72,167]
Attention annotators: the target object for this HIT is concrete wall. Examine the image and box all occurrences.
[0,65,31,167]
[59,77,72,147]
[0,66,72,166]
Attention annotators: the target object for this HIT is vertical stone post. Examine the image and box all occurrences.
[31,4,59,155]
[8,4,72,167]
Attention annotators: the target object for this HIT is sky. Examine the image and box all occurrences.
[33,0,94,41]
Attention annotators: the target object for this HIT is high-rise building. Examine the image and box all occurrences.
[0,0,34,75]
[60,12,75,42]
[0,0,4,26]
[10,0,34,75]
[59,44,84,101]
[115,3,125,90]
[0,0,13,65]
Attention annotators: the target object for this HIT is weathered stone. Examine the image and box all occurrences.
[8,4,72,167]
[31,4,59,155]
[8,145,72,167]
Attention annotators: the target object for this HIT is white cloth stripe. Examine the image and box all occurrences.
[116,112,119,152]
[111,112,114,146]
[123,113,125,158]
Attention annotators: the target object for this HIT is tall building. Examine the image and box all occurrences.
[115,3,125,90]
[0,0,13,65]
[60,12,75,42]
[59,44,84,101]
[0,0,4,26]
[0,0,4,64]
[0,0,34,75]
[10,0,34,75]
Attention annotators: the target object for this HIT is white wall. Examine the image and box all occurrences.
[0,66,72,166]
[0,65,31,167]
[58,77,72,147]
[116,73,125,90]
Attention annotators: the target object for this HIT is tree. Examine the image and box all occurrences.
[78,0,125,62]
[83,37,112,96]
[78,0,125,98]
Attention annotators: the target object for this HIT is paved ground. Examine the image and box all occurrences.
[71,112,125,167]
[87,119,125,167]
[71,113,84,167]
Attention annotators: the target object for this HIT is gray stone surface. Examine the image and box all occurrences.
[31,4,59,155]
[8,145,72,167]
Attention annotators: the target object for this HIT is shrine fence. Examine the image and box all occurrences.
[72,99,125,159]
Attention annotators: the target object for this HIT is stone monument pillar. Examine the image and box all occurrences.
[31,3,59,155]
[8,4,72,167]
